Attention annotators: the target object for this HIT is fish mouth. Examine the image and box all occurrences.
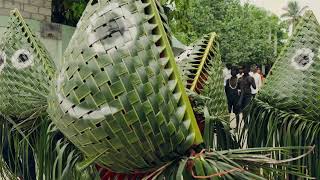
[56,69,119,121]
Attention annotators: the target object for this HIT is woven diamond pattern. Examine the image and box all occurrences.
[258,11,320,121]
[48,0,201,173]
[0,9,55,119]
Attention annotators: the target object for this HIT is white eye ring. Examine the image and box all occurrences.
[11,49,33,69]
[291,48,314,71]
[0,51,6,73]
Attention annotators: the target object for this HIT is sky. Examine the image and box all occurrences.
[243,0,320,21]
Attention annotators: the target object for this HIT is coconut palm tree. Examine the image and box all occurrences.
[281,1,308,32]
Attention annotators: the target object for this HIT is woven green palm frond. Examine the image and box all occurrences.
[257,10,320,120]
[245,10,320,178]
[189,41,231,150]
[177,33,230,149]
[201,47,228,121]
[177,33,218,94]
[0,9,55,120]
[48,0,202,173]
[201,53,231,150]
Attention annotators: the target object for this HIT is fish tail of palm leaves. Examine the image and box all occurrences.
[0,9,55,121]
[144,146,315,179]
[244,99,320,179]
[48,0,202,173]
[200,45,232,150]
[243,10,320,178]
[177,32,218,94]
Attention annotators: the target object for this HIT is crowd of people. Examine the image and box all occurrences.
[223,64,265,128]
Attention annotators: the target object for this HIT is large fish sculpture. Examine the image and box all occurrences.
[0,1,314,180]
[245,10,320,178]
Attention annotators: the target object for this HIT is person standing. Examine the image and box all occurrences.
[238,65,256,112]
[237,65,244,78]
[225,67,240,126]
[250,65,262,98]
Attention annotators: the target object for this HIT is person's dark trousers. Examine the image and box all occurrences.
[240,94,253,125]
[241,94,253,111]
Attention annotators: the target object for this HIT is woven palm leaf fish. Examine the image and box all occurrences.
[177,33,219,94]
[257,11,320,121]
[246,10,320,178]
[0,9,55,119]
[48,0,202,173]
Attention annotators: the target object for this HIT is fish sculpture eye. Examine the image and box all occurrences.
[86,2,138,53]
[11,49,33,69]
[291,48,314,71]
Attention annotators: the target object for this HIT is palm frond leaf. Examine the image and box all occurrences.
[0,114,98,180]
[177,33,218,94]
[148,146,314,179]
[185,38,232,150]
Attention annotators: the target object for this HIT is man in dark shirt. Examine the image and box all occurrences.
[238,65,256,111]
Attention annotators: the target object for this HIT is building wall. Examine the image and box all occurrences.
[0,0,51,22]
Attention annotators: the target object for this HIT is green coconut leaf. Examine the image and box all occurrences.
[148,146,314,179]
[177,32,219,94]
[184,37,232,150]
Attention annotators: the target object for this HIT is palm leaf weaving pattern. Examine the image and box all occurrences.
[245,10,320,178]
[177,33,219,94]
[48,0,202,173]
[177,33,230,150]
[199,40,230,150]
[201,46,228,121]
[0,9,55,119]
[258,11,320,120]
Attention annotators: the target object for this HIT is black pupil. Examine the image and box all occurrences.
[91,0,98,5]
[18,53,28,63]
[0,56,3,65]
[295,54,310,67]
[106,18,125,37]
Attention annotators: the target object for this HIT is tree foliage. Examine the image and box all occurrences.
[168,0,288,65]
[281,1,308,30]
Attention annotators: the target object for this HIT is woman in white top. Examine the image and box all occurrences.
[249,66,262,97]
